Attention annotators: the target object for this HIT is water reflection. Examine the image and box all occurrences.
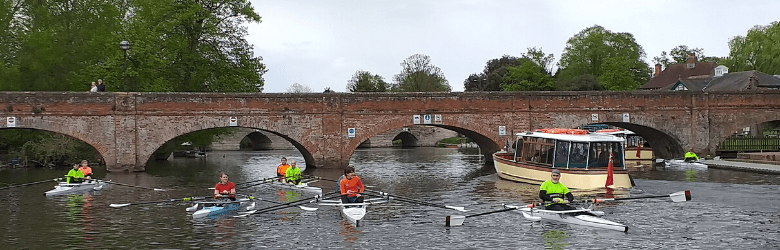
[542,230,569,250]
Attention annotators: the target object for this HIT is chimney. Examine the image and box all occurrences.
[687,53,696,68]
[654,64,662,78]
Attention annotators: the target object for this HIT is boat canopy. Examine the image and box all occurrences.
[514,131,625,169]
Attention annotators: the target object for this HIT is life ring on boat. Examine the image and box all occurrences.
[566,129,589,135]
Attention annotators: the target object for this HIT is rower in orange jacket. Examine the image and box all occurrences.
[339,165,365,204]
[276,157,291,183]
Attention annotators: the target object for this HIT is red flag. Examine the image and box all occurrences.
[605,151,614,188]
[635,144,641,158]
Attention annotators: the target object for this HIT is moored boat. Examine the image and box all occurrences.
[595,129,654,164]
[44,180,108,196]
[494,129,633,189]
[506,204,628,232]
[190,198,256,219]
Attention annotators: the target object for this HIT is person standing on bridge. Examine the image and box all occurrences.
[214,172,236,201]
[276,157,291,183]
[684,149,699,162]
[539,169,575,211]
[96,78,105,92]
[340,165,365,205]
[285,160,302,185]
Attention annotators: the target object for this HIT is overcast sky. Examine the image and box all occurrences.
[246,0,779,93]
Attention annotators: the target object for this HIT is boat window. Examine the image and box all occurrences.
[568,142,588,168]
[520,137,554,164]
[513,138,524,161]
[588,142,625,168]
[554,141,570,168]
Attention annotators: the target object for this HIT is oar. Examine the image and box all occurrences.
[237,190,340,217]
[251,195,318,211]
[365,190,468,212]
[445,203,539,227]
[0,178,63,190]
[104,180,166,191]
[110,196,208,208]
[593,190,691,203]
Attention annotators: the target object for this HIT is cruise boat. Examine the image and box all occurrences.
[493,129,633,189]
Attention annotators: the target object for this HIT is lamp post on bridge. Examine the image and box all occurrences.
[120,40,130,92]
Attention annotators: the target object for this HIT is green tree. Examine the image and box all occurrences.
[721,22,780,74]
[464,48,555,92]
[557,25,650,89]
[392,54,450,92]
[555,74,603,91]
[500,59,554,91]
[125,0,266,92]
[597,57,646,90]
[347,70,389,92]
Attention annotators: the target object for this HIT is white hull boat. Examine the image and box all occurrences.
[506,204,628,232]
[317,197,389,227]
[266,180,323,194]
[45,180,108,196]
[190,198,256,219]
[664,159,708,169]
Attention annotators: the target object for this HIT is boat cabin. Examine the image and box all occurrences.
[512,131,626,170]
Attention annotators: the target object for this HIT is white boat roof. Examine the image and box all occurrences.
[516,131,625,143]
[594,130,635,136]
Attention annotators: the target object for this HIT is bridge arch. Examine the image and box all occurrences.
[0,127,106,166]
[345,118,502,165]
[391,131,420,147]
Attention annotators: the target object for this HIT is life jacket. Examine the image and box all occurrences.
[277,164,290,176]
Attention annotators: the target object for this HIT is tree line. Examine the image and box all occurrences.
[0,0,265,92]
[349,23,780,93]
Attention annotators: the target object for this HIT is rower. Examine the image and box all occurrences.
[285,160,302,185]
[340,165,364,206]
[65,163,84,184]
[79,160,93,180]
[276,157,291,183]
[684,149,699,162]
[539,169,575,211]
[214,172,236,201]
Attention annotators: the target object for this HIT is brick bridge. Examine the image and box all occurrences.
[1,91,778,172]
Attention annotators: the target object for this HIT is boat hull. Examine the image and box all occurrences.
[266,181,322,194]
[45,180,108,196]
[514,206,628,232]
[342,206,367,226]
[493,153,632,189]
[191,198,255,219]
[664,160,708,169]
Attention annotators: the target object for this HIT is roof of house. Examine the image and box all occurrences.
[704,71,780,91]
[641,61,718,90]
[662,78,711,91]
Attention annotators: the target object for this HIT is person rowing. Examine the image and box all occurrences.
[285,160,302,185]
[340,165,364,206]
[684,149,699,162]
[276,157,291,183]
[65,163,84,184]
[78,160,93,180]
[539,169,575,211]
[213,172,236,201]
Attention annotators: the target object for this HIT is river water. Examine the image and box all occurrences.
[1,147,779,249]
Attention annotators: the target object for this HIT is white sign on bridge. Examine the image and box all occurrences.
[6,117,16,127]
[229,116,238,126]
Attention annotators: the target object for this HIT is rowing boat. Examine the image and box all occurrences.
[261,180,322,194]
[664,159,708,169]
[44,180,108,196]
[316,197,389,227]
[190,198,256,219]
[505,204,628,232]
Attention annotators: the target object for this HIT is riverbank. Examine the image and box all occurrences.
[702,159,780,174]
